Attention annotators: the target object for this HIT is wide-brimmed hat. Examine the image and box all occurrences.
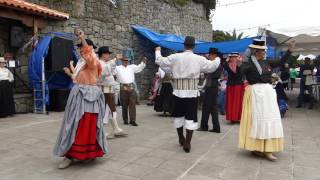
[228,52,240,57]
[97,46,112,55]
[249,39,268,50]
[121,53,129,61]
[77,39,97,49]
[0,57,6,63]
[184,36,195,46]
[271,73,279,79]
[209,48,220,55]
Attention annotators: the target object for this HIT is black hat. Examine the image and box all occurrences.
[77,39,97,49]
[249,39,267,50]
[184,36,195,46]
[209,48,220,55]
[97,46,112,55]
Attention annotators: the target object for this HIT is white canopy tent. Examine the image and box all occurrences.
[297,54,316,61]
[266,26,320,56]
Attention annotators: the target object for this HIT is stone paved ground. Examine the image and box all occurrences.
[0,91,320,180]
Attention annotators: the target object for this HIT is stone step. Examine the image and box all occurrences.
[14,93,34,113]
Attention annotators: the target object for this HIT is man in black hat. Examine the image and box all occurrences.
[114,54,147,126]
[98,46,128,139]
[198,48,223,133]
[155,36,221,153]
[297,57,315,109]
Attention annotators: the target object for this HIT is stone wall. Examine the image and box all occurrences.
[29,0,212,99]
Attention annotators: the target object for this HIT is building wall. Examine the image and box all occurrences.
[26,0,212,99]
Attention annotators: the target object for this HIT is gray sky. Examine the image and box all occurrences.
[211,0,319,37]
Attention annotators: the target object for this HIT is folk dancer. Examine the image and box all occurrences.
[155,36,221,153]
[238,39,294,161]
[223,52,244,123]
[114,55,147,126]
[97,46,128,139]
[154,67,174,115]
[198,48,223,133]
[54,30,108,169]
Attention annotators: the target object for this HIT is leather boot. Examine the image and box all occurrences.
[183,129,193,153]
[111,112,126,135]
[176,127,185,146]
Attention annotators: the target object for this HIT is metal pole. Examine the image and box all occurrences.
[41,57,46,114]
[33,89,36,113]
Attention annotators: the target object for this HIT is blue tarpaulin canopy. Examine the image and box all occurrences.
[28,32,78,109]
[132,25,279,58]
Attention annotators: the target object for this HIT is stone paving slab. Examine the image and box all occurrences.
[0,91,319,180]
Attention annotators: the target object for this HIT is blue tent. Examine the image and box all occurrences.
[132,25,279,57]
[28,32,78,111]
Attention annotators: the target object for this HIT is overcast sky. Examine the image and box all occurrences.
[211,0,320,37]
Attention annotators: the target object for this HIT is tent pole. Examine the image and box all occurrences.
[41,57,46,114]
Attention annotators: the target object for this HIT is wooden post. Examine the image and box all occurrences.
[32,17,38,49]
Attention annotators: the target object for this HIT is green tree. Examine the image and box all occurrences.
[212,29,245,42]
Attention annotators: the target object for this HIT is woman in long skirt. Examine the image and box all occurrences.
[54,30,108,169]
[0,57,15,117]
[239,39,294,161]
[154,68,174,115]
[223,52,244,123]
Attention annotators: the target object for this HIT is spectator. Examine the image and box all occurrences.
[296,57,314,109]
[289,64,299,90]
[281,63,290,90]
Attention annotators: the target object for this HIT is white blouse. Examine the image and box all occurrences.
[99,59,117,86]
[0,67,14,82]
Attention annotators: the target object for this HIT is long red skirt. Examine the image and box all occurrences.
[226,84,245,122]
[65,112,104,160]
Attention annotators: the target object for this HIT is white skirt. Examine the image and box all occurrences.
[250,84,284,139]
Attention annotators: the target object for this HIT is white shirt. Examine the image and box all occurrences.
[114,62,146,84]
[0,67,14,82]
[155,50,220,98]
[99,59,117,86]
[158,68,166,79]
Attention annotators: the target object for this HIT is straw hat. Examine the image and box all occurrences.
[249,39,268,50]
[271,73,279,79]
[228,52,240,57]
[0,57,6,63]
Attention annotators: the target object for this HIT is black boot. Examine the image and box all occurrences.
[176,127,185,146]
[183,129,193,153]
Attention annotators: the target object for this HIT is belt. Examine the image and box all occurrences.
[120,83,134,90]
[172,78,199,90]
